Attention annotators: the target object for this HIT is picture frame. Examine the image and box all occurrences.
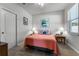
[23,17,28,25]
[41,18,49,27]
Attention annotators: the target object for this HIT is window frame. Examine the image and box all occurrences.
[68,3,79,36]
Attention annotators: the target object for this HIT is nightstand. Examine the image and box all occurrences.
[0,42,8,56]
[55,35,66,44]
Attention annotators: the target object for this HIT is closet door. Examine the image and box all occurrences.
[0,12,1,38]
[3,9,16,49]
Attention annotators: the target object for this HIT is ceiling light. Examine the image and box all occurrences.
[35,3,45,7]
[38,3,44,7]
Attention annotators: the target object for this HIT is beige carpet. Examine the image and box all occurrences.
[8,41,79,56]
[58,43,79,56]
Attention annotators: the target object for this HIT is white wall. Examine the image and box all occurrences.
[0,3,32,45]
[32,11,64,34]
[64,4,79,53]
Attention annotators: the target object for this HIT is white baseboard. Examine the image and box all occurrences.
[67,43,79,54]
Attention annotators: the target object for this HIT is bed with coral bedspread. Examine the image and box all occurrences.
[24,34,60,55]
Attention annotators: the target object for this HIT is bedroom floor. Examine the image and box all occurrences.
[8,41,79,56]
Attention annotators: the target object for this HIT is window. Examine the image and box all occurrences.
[68,4,79,33]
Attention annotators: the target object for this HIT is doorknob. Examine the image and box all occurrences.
[2,32,5,34]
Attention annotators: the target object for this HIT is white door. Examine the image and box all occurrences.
[0,12,1,39]
[3,9,16,49]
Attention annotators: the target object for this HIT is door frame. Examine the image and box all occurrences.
[2,8,17,46]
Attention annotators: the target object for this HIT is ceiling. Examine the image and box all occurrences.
[18,3,74,15]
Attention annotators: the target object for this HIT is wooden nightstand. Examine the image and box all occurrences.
[0,42,8,56]
[55,35,66,44]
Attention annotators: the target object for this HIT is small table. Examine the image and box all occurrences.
[55,35,66,44]
[0,42,8,56]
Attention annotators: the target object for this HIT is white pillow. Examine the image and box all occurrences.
[28,31,33,35]
[33,30,38,34]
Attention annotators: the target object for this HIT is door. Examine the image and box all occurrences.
[0,12,1,39]
[2,9,17,49]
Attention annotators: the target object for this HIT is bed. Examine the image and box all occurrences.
[24,34,60,55]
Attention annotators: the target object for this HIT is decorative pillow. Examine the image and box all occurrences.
[38,30,50,35]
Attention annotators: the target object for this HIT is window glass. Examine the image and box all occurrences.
[70,19,78,33]
[68,4,79,33]
[70,4,78,20]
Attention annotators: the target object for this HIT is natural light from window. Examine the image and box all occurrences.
[68,4,78,33]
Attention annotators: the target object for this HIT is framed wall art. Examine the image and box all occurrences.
[23,17,28,25]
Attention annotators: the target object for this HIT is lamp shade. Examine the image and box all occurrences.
[59,27,64,32]
[32,27,38,34]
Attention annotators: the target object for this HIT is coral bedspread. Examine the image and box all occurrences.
[24,34,60,55]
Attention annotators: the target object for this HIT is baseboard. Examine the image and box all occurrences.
[67,43,79,54]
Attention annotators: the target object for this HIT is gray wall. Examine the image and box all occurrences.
[0,3,32,46]
[32,11,64,34]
